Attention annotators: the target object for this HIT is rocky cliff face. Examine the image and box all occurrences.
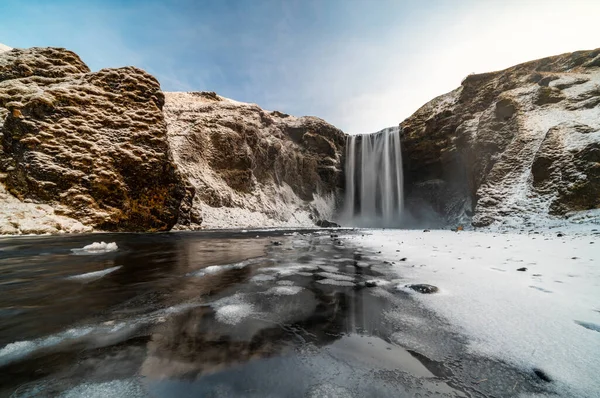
[0,47,187,233]
[164,92,345,229]
[400,48,600,228]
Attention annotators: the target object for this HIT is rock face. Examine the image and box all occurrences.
[0,47,187,233]
[400,48,600,228]
[164,92,345,229]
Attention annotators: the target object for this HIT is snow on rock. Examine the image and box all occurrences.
[163,91,345,230]
[0,184,91,235]
[71,241,118,254]
[0,47,188,233]
[400,47,600,229]
[0,43,12,54]
[351,229,600,397]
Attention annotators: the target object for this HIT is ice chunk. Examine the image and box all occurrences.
[215,303,255,325]
[66,266,121,282]
[265,286,303,295]
[71,241,118,255]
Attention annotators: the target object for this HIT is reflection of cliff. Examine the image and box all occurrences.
[139,237,389,381]
[140,291,351,380]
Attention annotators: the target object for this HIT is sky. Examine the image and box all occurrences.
[1,0,599,133]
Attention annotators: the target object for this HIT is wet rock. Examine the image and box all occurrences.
[271,241,283,246]
[557,233,564,237]
[517,267,528,272]
[533,368,552,382]
[316,219,341,228]
[364,280,378,288]
[407,284,439,294]
[399,257,407,261]
[423,229,431,232]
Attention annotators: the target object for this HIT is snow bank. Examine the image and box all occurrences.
[350,229,600,397]
[71,242,118,254]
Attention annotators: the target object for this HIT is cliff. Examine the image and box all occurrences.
[0,47,187,233]
[164,92,345,229]
[400,48,600,228]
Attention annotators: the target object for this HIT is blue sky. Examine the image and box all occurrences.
[1,0,599,133]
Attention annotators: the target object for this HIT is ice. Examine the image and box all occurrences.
[215,304,255,325]
[265,286,303,295]
[71,241,118,255]
[250,274,276,283]
[317,272,354,281]
[59,379,146,398]
[316,279,355,287]
[66,266,121,282]
[212,293,256,325]
[352,229,600,397]
[189,257,266,277]
[0,326,94,366]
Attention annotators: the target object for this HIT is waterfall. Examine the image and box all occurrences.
[342,126,404,227]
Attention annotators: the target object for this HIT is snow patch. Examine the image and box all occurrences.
[189,257,266,277]
[264,286,303,295]
[215,304,255,325]
[316,279,355,287]
[71,242,118,255]
[66,266,121,282]
[354,229,600,397]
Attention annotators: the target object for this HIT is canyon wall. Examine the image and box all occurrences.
[0,47,187,233]
[164,92,345,229]
[0,46,344,234]
[400,48,600,228]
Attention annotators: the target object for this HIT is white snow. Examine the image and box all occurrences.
[212,293,257,325]
[349,229,600,397]
[71,241,118,254]
[0,43,11,53]
[317,272,354,281]
[316,279,355,287]
[215,303,255,325]
[0,184,92,235]
[66,266,121,282]
[188,257,266,277]
[264,286,303,295]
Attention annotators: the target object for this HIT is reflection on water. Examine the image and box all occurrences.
[0,230,544,397]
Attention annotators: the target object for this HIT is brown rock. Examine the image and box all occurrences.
[0,47,187,232]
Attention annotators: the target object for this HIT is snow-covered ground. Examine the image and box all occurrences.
[0,43,11,53]
[348,228,600,397]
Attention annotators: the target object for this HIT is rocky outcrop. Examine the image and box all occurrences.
[400,48,600,228]
[0,47,187,233]
[164,92,345,229]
